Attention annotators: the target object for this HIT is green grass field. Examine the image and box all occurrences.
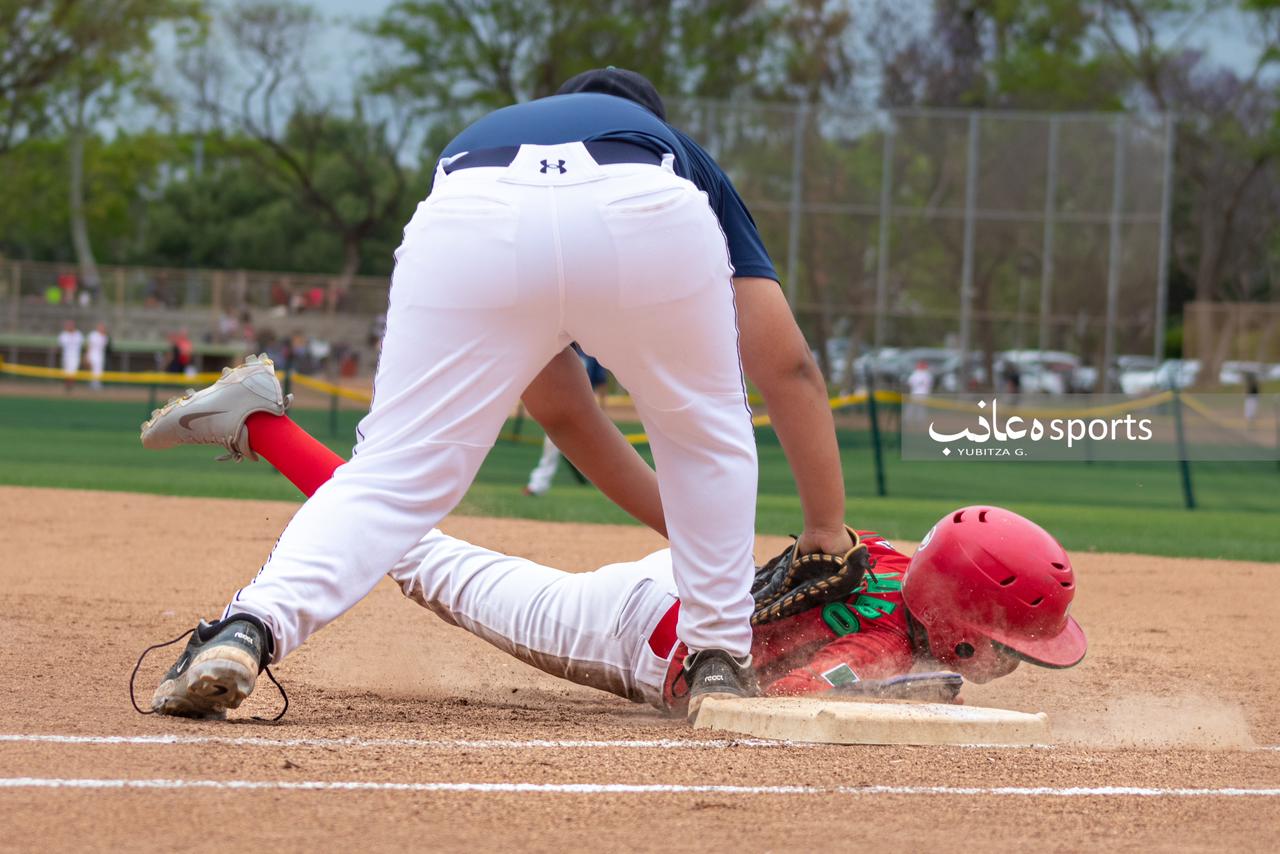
[2,393,1278,561]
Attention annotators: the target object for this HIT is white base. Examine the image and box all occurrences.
[692,696,1050,746]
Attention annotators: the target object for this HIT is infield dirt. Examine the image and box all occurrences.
[1,486,1277,852]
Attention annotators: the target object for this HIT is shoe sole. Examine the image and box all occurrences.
[151,647,259,719]
[687,689,748,724]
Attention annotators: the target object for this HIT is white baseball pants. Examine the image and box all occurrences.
[525,435,562,495]
[227,142,758,662]
[60,348,80,375]
[389,530,679,709]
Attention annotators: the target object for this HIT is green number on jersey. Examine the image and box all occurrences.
[822,602,860,636]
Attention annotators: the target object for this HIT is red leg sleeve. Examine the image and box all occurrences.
[245,413,345,498]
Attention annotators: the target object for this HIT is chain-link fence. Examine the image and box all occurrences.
[669,101,1174,393]
[2,103,1174,392]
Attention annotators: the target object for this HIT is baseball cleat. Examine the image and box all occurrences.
[683,648,757,722]
[140,353,290,461]
[150,615,272,719]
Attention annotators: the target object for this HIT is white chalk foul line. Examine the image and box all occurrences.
[0,734,794,750]
[5,734,1276,751]
[2,777,1279,798]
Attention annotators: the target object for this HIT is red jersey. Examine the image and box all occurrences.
[662,533,915,711]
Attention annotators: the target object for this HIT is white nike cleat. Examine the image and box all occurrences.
[140,354,291,461]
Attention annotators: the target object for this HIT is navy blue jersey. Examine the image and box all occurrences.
[441,93,777,281]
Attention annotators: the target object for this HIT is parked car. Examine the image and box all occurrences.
[844,347,903,389]
[935,353,988,392]
[1219,361,1265,386]
[997,350,1081,394]
[1121,359,1201,395]
[1106,355,1159,394]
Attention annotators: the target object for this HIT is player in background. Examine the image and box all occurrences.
[524,344,610,497]
[86,323,109,390]
[904,360,933,425]
[57,319,83,392]
[139,362,1085,718]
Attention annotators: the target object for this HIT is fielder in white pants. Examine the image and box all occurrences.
[227,142,758,665]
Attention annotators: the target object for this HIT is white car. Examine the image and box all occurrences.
[1219,361,1265,385]
[1121,359,1201,395]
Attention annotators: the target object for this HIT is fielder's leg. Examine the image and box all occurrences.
[221,200,566,665]
[554,160,759,713]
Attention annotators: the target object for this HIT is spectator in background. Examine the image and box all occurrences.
[216,309,241,344]
[306,284,327,312]
[57,272,77,305]
[1244,372,1261,427]
[1002,360,1023,395]
[80,272,101,306]
[368,313,387,353]
[237,310,256,353]
[524,345,609,497]
[269,279,290,311]
[86,322,109,390]
[57,319,83,392]
[166,328,194,376]
[289,331,310,372]
[905,359,933,424]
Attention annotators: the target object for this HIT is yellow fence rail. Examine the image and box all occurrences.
[0,359,223,386]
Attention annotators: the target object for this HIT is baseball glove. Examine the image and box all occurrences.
[750,527,872,625]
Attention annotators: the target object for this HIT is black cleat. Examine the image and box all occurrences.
[683,648,757,722]
[150,614,272,719]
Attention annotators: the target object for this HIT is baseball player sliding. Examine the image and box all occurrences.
[137,359,1086,718]
[136,68,868,716]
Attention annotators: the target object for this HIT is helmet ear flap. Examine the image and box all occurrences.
[919,623,1010,682]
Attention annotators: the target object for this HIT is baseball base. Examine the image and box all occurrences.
[692,696,1050,746]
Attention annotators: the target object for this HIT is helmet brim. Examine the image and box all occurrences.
[988,616,1087,669]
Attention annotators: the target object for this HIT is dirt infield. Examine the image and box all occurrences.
[2,486,1278,852]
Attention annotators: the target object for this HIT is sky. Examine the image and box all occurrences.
[288,0,1270,99]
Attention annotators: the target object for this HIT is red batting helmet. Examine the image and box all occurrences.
[902,506,1086,682]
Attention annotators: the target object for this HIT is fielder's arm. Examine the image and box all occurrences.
[733,277,852,556]
[521,347,668,538]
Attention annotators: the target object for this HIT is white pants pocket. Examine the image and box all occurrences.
[394,194,520,309]
[600,181,729,308]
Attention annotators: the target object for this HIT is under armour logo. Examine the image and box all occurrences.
[540,159,567,174]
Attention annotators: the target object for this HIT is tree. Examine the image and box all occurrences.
[0,0,88,154]
[39,0,202,295]
[877,0,1125,110]
[1093,0,1280,382]
[363,0,832,125]
[0,129,180,263]
[182,0,418,289]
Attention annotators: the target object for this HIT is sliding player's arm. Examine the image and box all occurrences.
[763,629,915,697]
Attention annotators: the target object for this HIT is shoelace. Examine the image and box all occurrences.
[129,627,289,722]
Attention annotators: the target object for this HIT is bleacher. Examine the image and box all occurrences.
[1,259,387,374]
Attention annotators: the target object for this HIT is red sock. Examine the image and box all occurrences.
[245,413,345,498]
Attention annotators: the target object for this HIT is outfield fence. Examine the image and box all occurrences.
[8,356,1273,511]
[668,102,1174,392]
